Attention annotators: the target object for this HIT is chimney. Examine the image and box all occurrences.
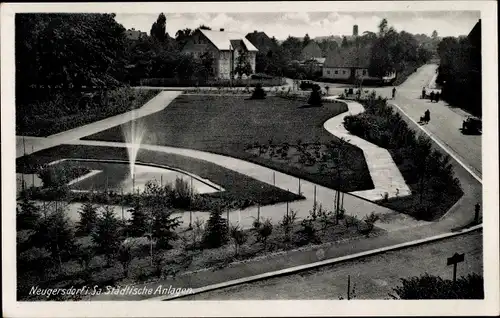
[353,25,359,37]
[220,28,224,32]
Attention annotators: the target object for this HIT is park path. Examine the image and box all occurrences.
[16,91,182,158]
[323,101,411,201]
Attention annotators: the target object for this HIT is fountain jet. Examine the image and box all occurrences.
[121,116,147,193]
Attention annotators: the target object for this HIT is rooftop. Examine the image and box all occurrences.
[324,45,372,68]
[200,29,258,52]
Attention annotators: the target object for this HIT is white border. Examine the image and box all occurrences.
[2,2,498,317]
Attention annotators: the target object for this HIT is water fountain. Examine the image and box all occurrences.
[121,116,147,193]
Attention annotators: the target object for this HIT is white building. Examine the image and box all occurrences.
[182,29,258,79]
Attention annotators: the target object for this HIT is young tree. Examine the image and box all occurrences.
[203,205,229,248]
[250,83,266,99]
[17,198,40,231]
[197,51,215,83]
[431,30,438,39]
[230,224,248,256]
[151,208,182,250]
[234,49,253,78]
[257,218,273,249]
[32,203,75,270]
[92,206,122,266]
[280,210,298,242]
[76,201,98,236]
[128,201,148,237]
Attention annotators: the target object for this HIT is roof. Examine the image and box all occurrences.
[324,45,372,68]
[200,29,258,51]
[245,31,278,53]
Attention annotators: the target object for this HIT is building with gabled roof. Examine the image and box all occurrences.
[245,30,278,55]
[182,29,258,79]
[322,45,396,83]
[301,41,323,60]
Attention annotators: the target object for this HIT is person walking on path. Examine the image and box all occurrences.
[429,91,435,102]
[422,87,426,99]
[392,87,396,99]
[435,91,441,102]
[424,109,431,123]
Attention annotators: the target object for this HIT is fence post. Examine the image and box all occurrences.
[314,185,317,206]
[273,171,276,185]
[257,203,260,221]
[298,178,301,195]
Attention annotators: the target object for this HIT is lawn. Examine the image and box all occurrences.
[84,95,374,192]
[16,144,303,210]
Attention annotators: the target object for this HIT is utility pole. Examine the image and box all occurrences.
[474,203,481,224]
[347,275,351,300]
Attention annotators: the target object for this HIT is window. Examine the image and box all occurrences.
[334,70,339,74]
[343,70,346,75]
[363,70,367,75]
[327,70,331,75]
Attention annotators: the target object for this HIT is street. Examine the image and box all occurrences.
[182,230,483,300]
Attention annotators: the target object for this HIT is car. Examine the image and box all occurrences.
[462,117,482,134]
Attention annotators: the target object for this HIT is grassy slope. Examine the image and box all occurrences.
[84,95,374,192]
[16,145,303,207]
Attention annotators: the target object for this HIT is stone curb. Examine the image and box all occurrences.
[144,224,482,301]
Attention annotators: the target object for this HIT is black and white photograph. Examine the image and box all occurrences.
[1,1,498,317]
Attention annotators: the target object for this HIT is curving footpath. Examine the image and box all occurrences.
[323,100,411,201]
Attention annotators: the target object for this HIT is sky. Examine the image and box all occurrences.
[114,11,480,40]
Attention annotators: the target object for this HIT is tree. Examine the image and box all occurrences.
[196,51,215,83]
[198,24,211,30]
[76,201,98,236]
[390,273,483,299]
[303,33,311,47]
[175,28,193,48]
[151,207,182,250]
[281,36,303,61]
[280,210,297,242]
[150,13,167,42]
[117,245,133,278]
[229,224,248,256]
[17,198,40,231]
[378,18,388,36]
[32,203,75,270]
[92,206,122,266]
[250,83,266,99]
[234,49,253,78]
[341,36,349,48]
[431,30,438,39]
[15,13,127,91]
[128,202,148,237]
[202,206,229,248]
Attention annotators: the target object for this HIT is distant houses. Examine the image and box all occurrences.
[182,28,259,79]
[125,29,147,40]
[322,46,396,83]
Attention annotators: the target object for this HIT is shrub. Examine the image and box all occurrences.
[76,201,98,236]
[250,83,266,99]
[296,217,319,245]
[390,273,484,299]
[307,85,323,106]
[280,210,298,242]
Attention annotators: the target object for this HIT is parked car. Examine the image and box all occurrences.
[462,117,482,134]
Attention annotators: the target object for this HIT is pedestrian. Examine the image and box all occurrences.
[435,91,441,102]
[422,87,426,99]
[392,87,396,99]
[425,109,430,123]
[429,91,435,102]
